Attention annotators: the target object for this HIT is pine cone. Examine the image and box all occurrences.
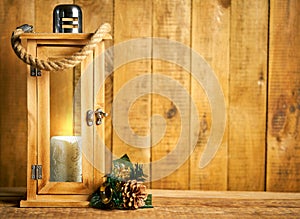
[122,180,148,209]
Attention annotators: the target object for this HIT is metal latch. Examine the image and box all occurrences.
[30,67,41,76]
[95,108,108,125]
[31,165,42,180]
[86,108,108,126]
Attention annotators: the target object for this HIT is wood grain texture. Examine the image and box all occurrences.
[25,40,38,200]
[267,0,300,192]
[35,0,73,32]
[2,188,300,218]
[228,0,268,191]
[94,42,106,188]
[151,0,191,189]
[190,0,229,190]
[0,0,35,187]
[75,0,113,33]
[36,46,51,194]
[113,0,152,183]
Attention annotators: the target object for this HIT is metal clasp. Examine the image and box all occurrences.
[95,108,108,125]
[86,109,108,126]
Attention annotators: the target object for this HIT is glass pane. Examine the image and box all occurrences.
[50,136,82,182]
[49,67,82,182]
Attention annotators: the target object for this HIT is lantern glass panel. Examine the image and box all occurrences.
[49,68,82,182]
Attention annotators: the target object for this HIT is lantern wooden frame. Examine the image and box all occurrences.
[19,33,111,207]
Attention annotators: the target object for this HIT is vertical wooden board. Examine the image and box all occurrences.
[94,42,106,188]
[151,0,191,189]
[0,0,34,187]
[75,0,113,33]
[35,0,73,32]
[37,55,51,192]
[267,0,300,192]
[75,0,114,181]
[113,0,152,183]
[229,0,268,191]
[190,0,229,190]
[80,52,95,193]
[73,65,82,137]
[26,39,38,200]
[103,63,114,174]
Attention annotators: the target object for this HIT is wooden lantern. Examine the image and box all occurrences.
[19,32,111,207]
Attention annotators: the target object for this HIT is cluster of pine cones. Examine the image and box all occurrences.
[121,180,148,209]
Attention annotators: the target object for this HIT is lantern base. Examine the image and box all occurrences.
[20,200,90,208]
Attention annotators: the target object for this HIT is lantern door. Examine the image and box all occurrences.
[36,45,94,195]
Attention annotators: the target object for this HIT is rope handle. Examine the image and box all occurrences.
[11,23,111,71]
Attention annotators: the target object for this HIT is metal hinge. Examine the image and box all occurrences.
[30,67,42,76]
[31,165,42,180]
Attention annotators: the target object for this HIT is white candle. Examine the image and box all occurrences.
[50,136,82,182]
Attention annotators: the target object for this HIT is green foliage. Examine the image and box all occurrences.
[112,154,148,182]
[132,163,148,182]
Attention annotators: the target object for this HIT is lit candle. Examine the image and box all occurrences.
[50,136,82,182]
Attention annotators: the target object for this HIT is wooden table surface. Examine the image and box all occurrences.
[1,188,300,218]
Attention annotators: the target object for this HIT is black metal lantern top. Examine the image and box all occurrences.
[53,4,82,33]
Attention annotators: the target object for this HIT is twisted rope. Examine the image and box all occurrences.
[11,23,111,71]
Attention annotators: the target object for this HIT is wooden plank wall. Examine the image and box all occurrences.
[267,0,300,192]
[0,0,299,192]
[0,0,34,187]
